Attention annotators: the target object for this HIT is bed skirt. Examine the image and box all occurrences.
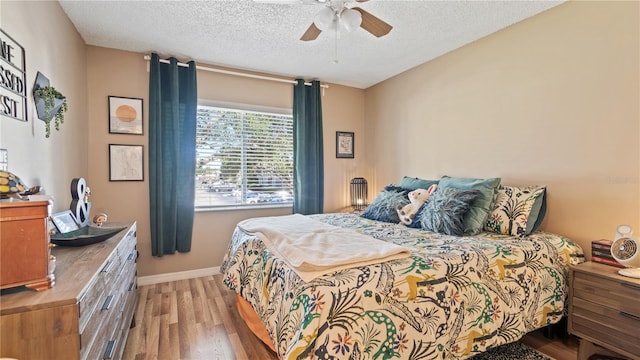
[236,294,277,353]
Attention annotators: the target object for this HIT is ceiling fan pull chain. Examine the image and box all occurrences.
[334,24,339,64]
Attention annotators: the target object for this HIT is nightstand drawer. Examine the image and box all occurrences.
[572,296,640,334]
[572,270,640,318]
[572,303,640,357]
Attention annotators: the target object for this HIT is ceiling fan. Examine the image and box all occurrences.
[255,0,393,41]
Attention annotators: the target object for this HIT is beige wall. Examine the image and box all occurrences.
[86,47,366,276]
[1,1,88,209]
[365,1,639,254]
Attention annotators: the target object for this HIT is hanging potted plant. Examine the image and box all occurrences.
[34,85,67,138]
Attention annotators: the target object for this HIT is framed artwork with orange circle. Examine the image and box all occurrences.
[108,96,143,135]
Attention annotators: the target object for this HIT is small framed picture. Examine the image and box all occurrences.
[336,131,354,159]
[109,144,144,181]
[51,210,80,234]
[108,96,143,135]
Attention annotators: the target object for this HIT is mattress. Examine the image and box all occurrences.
[221,212,584,359]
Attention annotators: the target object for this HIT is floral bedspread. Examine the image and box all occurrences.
[221,213,584,360]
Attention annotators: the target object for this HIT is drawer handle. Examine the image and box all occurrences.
[101,295,114,311]
[101,260,112,273]
[621,282,640,291]
[127,252,135,261]
[620,311,640,321]
[103,339,116,359]
[128,281,135,292]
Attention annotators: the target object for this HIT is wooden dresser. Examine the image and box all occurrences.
[0,197,55,291]
[0,222,138,360]
[569,261,640,360]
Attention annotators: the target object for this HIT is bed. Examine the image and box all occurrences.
[221,178,585,360]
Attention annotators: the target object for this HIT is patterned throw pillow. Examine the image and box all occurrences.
[484,185,546,236]
[361,186,410,223]
[416,188,479,236]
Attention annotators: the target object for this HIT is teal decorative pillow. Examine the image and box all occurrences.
[398,176,439,191]
[438,176,501,235]
[361,186,410,223]
[484,185,546,236]
[417,188,479,236]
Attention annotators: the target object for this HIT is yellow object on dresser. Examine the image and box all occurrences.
[569,261,640,360]
[0,222,138,360]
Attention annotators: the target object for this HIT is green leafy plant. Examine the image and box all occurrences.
[34,86,68,138]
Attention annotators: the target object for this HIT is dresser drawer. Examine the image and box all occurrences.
[78,224,138,359]
[78,250,124,334]
[110,278,138,360]
[80,237,136,359]
[119,224,137,258]
[84,267,136,360]
[78,226,136,333]
[573,270,640,318]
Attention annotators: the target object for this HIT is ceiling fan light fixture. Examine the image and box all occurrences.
[341,8,362,32]
[314,7,335,31]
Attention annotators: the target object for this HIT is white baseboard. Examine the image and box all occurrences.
[137,266,221,286]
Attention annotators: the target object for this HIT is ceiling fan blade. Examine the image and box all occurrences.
[300,23,322,41]
[352,7,392,38]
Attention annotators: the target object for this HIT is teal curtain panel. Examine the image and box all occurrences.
[292,79,324,215]
[148,53,198,256]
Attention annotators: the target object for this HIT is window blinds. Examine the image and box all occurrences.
[195,105,293,208]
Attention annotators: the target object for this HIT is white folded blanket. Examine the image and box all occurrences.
[237,214,412,282]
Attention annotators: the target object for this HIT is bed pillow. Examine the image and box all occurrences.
[484,185,547,236]
[398,176,439,191]
[361,185,410,223]
[415,188,479,236]
[438,176,501,235]
[527,188,546,234]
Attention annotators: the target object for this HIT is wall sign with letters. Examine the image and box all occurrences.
[1,29,27,122]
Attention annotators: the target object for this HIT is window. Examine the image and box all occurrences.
[195,103,293,209]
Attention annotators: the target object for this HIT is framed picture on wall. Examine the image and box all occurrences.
[336,131,354,159]
[109,144,144,181]
[108,96,143,134]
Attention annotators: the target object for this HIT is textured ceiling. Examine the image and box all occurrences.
[59,0,563,89]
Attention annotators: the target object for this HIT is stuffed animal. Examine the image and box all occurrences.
[396,184,437,225]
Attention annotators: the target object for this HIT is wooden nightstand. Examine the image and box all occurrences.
[568,261,640,360]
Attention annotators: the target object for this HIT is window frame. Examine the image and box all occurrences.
[195,99,294,212]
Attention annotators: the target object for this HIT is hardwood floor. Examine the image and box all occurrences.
[521,328,579,360]
[123,275,579,360]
